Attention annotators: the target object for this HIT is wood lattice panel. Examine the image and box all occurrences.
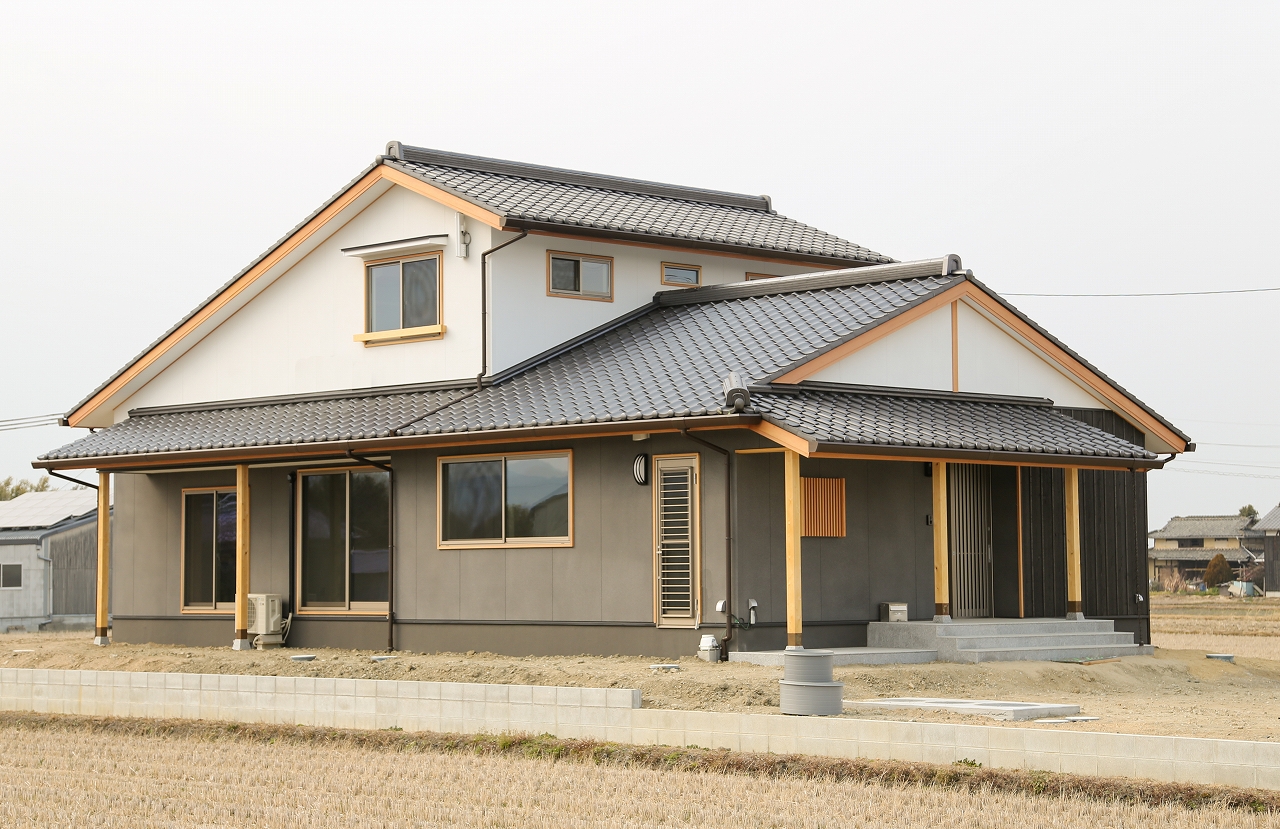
[802,477,846,537]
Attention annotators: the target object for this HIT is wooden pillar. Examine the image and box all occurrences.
[783,448,803,648]
[1064,467,1083,618]
[93,471,111,646]
[233,464,252,649]
[932,462,950,619]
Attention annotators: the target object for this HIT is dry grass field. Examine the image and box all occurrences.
[1151,594,1280,659]
[0,714,1275,828]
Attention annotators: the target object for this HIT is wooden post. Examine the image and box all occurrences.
[233,464,252,649]
[1064,467,1083,618]
[932,462,950,620]
[93,471,111,646]
[783,448,803,648]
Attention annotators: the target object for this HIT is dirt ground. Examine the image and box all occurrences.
[4,594,1280,740]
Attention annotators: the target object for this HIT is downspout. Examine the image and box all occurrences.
[680,429,734,658]
[347,450,395,650]
[477,229,529,389]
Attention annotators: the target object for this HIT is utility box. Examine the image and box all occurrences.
[879,602,908,622]
[247,594,282,636]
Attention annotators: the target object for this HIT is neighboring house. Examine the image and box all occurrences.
[34,143,1190,657]
[0,490,110,632]
[1147,515,1263,587]
[1255,505,1280,596]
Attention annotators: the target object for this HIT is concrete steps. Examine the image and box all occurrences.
[867,618,1152,664]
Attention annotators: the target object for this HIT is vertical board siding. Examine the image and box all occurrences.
[1021,466,1066,618]
[49,521,102,616]
[1267,536,1280,594]
[802,477,846,537]
[948,464,993,619]
[1059,408,1151,645]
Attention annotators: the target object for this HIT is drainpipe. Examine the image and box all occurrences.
[347,450,395,650]
[477,230,529,388]
[680,429,735,658]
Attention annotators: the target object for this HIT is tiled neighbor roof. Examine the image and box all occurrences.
[40,265,1159,465]
[1148,547,1258,563]
[387,146,894,265]
[1254,504,1280,532]
[1148,515,1262,539]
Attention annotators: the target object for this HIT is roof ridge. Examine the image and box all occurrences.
[391,144,771,212]
[653,257,960,306]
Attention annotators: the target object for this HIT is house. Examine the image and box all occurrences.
[33,143,1190,659]
[1255,505,1280,596]
[0,490,110,632]
[1147,515,1262,588]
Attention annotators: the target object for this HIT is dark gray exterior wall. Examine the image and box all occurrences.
[110,433,726,658]
[732,454,934,652]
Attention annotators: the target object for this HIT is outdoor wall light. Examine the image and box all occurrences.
[633,453,649,485]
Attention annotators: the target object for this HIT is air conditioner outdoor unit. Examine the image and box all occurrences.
[247,593,282,636]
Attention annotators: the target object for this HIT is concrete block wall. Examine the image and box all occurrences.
[1,668,1278,789]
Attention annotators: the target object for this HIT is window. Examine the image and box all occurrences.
[654,455,699,627]
[547,251,612,300]
[746,272,781,281]
[661,262,701,287]
[299,469,390,611]
[0,564,20,589]
[802,477,846,537]
[439,452,572,546]
[1178,538,1204,548]
[357,253,443,345]
[182,489,237,610]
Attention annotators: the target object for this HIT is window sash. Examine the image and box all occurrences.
[367,254,441,333]
[181,489,237,610]
[548,254,611,298]
[0,564,20,589]
[661,263,701,286]
[439,453,572,545]
[299,469,390,611]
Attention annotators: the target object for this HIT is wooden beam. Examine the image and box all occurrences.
[233,464,251,647]
[93,471,111,645]
[750,420,814,456]
[1064,466,1083,617]
[951,300,960,392]
[1016,466,1025,619]
[932,462,950,619]
[784,448,804,647]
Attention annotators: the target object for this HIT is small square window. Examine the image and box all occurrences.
[1,564,21,589]
[661,263,701,287]
[547,252,612,300]
[364,253,442,339]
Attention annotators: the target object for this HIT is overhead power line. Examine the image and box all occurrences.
[1005,286,1280,298]
[0,414,61,433]
[1166,468,1280,481]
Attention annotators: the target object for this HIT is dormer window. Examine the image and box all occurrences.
[355,252,444,346]
[547,251,613,301]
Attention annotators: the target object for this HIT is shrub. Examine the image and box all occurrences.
[1203,553,1235,588]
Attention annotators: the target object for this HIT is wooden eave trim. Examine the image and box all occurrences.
[65,164,503,428]
[35,415,759,472]
[516,226,874,270]
[773,283,970,384]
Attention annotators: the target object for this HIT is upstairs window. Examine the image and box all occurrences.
[547,251,612,301]
[182,489,237,610]
[1177,538,1204,548]
[661,262,701,287]
[358,253,443,345]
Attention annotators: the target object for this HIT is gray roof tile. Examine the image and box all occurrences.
[1148,515,1262,539]
[1147,546,1258,563]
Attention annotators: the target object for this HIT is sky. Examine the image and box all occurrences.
[0,2,1277,529]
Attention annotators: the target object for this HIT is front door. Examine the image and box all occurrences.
[948,463,993,618]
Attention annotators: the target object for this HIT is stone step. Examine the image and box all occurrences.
[951,644,1153,663]
[933,621,1116,637]
[947,632,1136,649]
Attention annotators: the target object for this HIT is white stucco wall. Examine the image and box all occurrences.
[806,305,953,390]
[116,186,485,418]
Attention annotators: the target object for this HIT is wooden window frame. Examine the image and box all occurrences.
[745,272,781,281]
[179,486,237,614]
[0,563,21,590]
[295,466,391,616]
[652,453,701,628]
[660,261,702,288]
[357,251,446,347]
[546,250,614,302]
[436,449,575,549]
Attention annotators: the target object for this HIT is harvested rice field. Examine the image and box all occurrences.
[0,714,1275,828]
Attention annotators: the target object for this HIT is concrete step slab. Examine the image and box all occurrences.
[952,644,1153,663]
[946,633,1136,649]
[728,647,938,667]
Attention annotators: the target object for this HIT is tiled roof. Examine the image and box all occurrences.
[1148,515,1262,540]
[1148,546,1258,563]
[40,264,1155,467]
[387,146,891,265]
[751,390,1156,459]
[1255,504,1280,532]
